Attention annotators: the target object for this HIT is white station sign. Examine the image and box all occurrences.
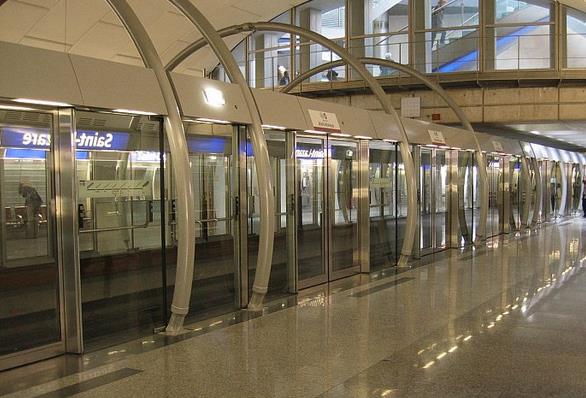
[492,141,504,152]
[428,129,447,145]
[308,109,341,133]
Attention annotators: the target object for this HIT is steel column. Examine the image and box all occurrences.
[168,1,275,310]
[106,0,195,333]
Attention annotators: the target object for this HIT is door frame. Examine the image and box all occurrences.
[0,106,76,371]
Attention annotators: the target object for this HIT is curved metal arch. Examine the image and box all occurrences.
[167,21,418,266]
[106,0,196,332]
[168,0,275,312]
[282,58,490,242]
[167,22,417,266]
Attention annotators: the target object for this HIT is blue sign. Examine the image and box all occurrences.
[1,128,130,151]
[188,136,227,153]
[3,148,90,160]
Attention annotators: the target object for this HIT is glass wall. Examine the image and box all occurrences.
[214,0,586,89]
[351,0,409,78]
[248,12,292,88]
[487,0,553,70]
[0,109,61,358]
[413,0,480,73]
[566,8,586,68]
[296,0,346,82]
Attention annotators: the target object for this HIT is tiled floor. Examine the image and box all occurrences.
[2,219,586,397]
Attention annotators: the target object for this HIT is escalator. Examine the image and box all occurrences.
[432,3,550,72]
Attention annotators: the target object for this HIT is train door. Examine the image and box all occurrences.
[417,146,449,256]
[0,108,63,370]
[296,135,360,288]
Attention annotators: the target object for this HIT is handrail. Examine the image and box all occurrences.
[195,217,232,224]
[80,202,152,234]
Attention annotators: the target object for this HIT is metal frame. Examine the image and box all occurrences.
[106,0,195,333]
[168,0,275,311]
[166,21,418,267]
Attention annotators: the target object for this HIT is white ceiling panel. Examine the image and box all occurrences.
[0,1,49,42]
[25,0,109,46]
[69,21,137,61]
[0,0,306,73]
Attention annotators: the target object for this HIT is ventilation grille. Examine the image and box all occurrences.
[77,116,107,129]
[4,110,51,126]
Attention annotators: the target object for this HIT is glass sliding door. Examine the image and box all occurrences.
[76,111,165,348]
[368,141,398,270]
[296,136,327,286]
[329,138,359,277]
[247,129,291,298]
[0,108,62,369]
[419,147,433,253]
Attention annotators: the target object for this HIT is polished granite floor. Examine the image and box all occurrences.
[2,219,586,397]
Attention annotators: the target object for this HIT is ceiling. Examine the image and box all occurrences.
[0,0,305,76]
[505,122,586,151]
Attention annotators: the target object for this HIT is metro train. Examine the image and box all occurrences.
[0,41,584,370]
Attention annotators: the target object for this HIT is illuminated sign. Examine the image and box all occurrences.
[1,128,130,151]
[188,136,227,153]
[295,148,327,159]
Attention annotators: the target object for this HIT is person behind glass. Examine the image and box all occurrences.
[582,179,586,217]
[278,65,290,86]
[325,69,339,81]
[431,0,447,47]
[379,52,394,76]
[18,180,43,238]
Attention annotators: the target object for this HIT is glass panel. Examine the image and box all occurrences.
[0,110,60,356]
[487,155,503,237]
[492,25,551,70]
[296,0,346,81]
[296,136,326,281]
[369,141,397,270]
[458,151,475,245]
[426,0,480,29]
[248,12,292,89]
[495,0,551,24]
[414,28,479,73]
[165,123,238,324]
[396,149,407,255]
[330,139,358,273]
[510,157,521,229]
[435,150,448,247]
[77,111,164,348]
[247,130,289,297]
[566,8,586,68]
[420,148,433,250]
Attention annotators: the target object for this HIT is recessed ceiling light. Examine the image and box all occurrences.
[13,98,72,107]
[113,109,157,116]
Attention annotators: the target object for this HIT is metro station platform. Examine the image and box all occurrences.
[1,218,585,398]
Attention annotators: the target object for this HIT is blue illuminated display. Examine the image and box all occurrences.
[188,136,227,153]
[1,128,130,151]
[3,148,89,160]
